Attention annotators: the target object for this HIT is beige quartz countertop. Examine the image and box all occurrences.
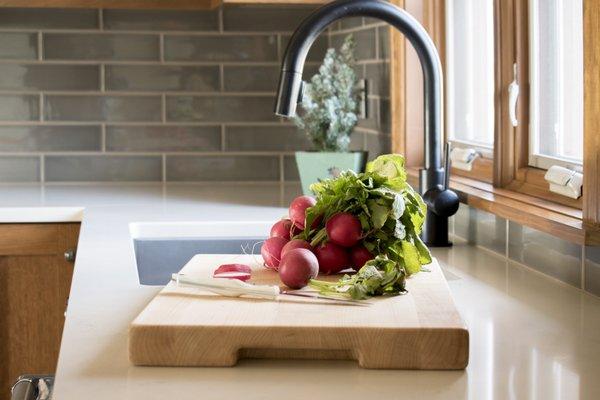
[1,183,599,400]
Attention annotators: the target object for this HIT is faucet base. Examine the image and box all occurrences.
[421,209,453,247]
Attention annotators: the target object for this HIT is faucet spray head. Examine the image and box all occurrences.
[274,71,304,117]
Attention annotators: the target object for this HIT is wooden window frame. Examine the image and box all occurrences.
[494,0,582,210]
[392,0,600,244]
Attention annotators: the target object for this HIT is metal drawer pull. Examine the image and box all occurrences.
[11,375,53,400]
[64,249,76,262]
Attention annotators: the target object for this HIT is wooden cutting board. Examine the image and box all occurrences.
[129,254,469,369]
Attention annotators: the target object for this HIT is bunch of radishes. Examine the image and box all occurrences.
[261,195,374,289]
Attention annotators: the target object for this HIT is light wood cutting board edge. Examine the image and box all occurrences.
[129,255,469,370]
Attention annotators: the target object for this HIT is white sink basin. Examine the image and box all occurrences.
[129,221,271,285]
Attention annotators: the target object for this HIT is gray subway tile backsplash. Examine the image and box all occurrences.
[0,6,391,190]
[0,126,101,152]
[223,65,279,92]
[223,5,316,32]
[106,125,221,152]
[453,204,507,255]
[103,9,219,31]
[378,26,390,60]
[225,125,311,152]
[0,33,37,60]
[331,28,377,60]
[166,155,280,182]
[0,156,40,182]
[44,33,160,61]
[339,17,364,30]
[0,95,39,121]
[283,155,300,181]
[0,64,100,91]
[0,8,98,29]
[45,155,162,182]
[166,95,275,122]
[44,95,161,122]
[164,35,278,62]
[366,133,391,161]
[508,221,582,288]
[365,63,390,97]
[105,65,220,92]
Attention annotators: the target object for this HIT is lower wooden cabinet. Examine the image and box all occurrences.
[0,223,80,400]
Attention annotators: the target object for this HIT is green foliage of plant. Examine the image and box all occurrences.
[302,154,432,300]
[293,35,361,152]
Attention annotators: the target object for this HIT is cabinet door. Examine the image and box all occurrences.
[0,224,80,400]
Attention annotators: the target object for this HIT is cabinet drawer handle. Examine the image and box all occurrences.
[64,250,76,263]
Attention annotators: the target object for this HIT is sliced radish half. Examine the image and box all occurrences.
[213,263,252,281]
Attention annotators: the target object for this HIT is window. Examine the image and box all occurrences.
[529,0,584,169]
[445,0,495,153]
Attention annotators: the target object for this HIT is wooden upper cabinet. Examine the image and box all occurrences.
[0,0,222,9]
[0,0,325,9]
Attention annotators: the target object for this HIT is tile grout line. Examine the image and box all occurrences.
[161,94,167,123]
[101,124,106,152]
[98,9,104,31]
[39,154,45,183]
[162,154,166,182]
[221,124,226,151]
[159,33,165,63]
[38,93,44,122]
[0,27,307,35]
[374,24,380,60]
[279,153,285,183]
[0,59,323,67]
[219,64,225,92]
[37,31,43,60]
[100,64,105,92]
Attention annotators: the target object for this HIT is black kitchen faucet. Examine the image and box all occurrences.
[274,0,459,247]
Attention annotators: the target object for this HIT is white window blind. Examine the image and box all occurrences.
[445,0,495,151]
[529,0,583,169]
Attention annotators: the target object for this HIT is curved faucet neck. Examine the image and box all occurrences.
[277,0,443,175]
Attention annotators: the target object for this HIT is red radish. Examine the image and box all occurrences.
[279,248,319,289]
[261,236,287,270]
[270,219,294,240]
[314,241,350,274]
[289,195,316,229]
[349,245,374,269]
[213,263,252,281]
[281,239,313,258]
[326,212,362,247]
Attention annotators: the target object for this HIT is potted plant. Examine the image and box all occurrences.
[293,35,367,195]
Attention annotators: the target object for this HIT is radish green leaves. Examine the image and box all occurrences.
[305,154,431,299]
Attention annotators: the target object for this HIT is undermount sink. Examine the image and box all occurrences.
[130,221,271,285]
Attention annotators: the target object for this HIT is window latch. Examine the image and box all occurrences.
[450,147,479,171]
[544,165,583,199]
[508,63,519,127]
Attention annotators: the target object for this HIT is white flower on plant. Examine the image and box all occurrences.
[293,35,360,152]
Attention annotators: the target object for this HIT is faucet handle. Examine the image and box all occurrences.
[444,142,451,190]
[423,142,459,217]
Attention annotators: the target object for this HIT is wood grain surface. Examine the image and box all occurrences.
[129,254,469,370]
[0,223,80,400]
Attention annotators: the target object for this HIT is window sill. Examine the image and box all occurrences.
[407,167,596,245]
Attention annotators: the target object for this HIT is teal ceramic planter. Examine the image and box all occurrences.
[295,151,368,195]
